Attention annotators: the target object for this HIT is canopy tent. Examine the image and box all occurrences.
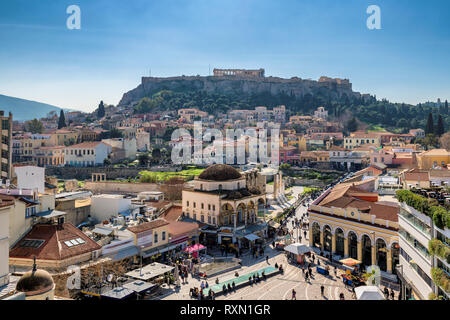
[284,243,312,255]
[244,234,260,242]
[184,243,206,258]
[354,286,385,300]
[339,258,362,266]
[184,243,206,253]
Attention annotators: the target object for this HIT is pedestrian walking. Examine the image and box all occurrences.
[390,289,395,300]
[266,255,269,264]
[292,289,297,300]
[320,285,325,296]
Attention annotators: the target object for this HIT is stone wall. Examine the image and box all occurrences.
[84,181,160,195]
[46,166,146,180]
[119,75,370,107]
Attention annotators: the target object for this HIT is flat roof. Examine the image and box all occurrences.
[122,280,156,293]
[125,262,174,281]
[101,286,134,299]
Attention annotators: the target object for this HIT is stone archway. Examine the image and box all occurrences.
[220,203,234,226]
[237,203,246,223]
[247,201,256,223]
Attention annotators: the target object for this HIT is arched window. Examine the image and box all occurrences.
[362,235,372,266]
[312,223,321,248]
[348,232,358,259]
[335,228,345,257]
[376,238,387,272]
[391,242,400,274]
[323,226,332,252]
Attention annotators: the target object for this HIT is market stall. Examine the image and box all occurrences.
[284,243,312,265]
[339,258,365,287]
[184,243,207,259]
[354,286,385,300]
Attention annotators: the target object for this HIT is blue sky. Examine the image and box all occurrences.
[0,0,449,112]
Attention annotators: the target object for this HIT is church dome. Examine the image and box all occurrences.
[198,164,242,181]
[16,268,54,296]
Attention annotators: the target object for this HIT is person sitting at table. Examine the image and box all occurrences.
[232,281,236,291]
[223,284,227,293]
[248,276,252,284]
[235,271,239,277]
[215,278,219,284]
[275,262,279,268]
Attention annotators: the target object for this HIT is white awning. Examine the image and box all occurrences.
[354,286,385,300]
[244,234,260,241]
[284,243,312,255]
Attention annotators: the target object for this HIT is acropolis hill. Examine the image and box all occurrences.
[118,68,371,107]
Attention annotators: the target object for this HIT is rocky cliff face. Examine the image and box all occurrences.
[118,75,370,107]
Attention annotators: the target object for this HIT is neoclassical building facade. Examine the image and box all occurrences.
[182,164,267,246]
[308,183,400,275]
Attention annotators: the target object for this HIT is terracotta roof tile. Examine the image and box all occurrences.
[127,219,169,233]
[9,223,101,260]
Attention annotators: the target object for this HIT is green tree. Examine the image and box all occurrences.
[346,117,358,133]
[445,100,448,115]
[103,158,112,166]
[97,101,105,118]
[425,113,434,135]
[397,118,409,129]
[138,153,150,166]
[27,118,44,134]
[152,148,161,160]
[58,110,66,129]
[100,128,123,139]
[435,115,445,136]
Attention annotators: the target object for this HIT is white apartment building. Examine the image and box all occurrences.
[13,165,45,194]
[64,141,112,167]
[102,138,137,160]
[397,197,449,300]
[314,106,328,120]
[397,201,434,300]
[0,200,14,288]
[136,130,150,152]
[90,194,132,223]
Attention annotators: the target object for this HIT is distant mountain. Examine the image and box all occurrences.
[0,94,66,121]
